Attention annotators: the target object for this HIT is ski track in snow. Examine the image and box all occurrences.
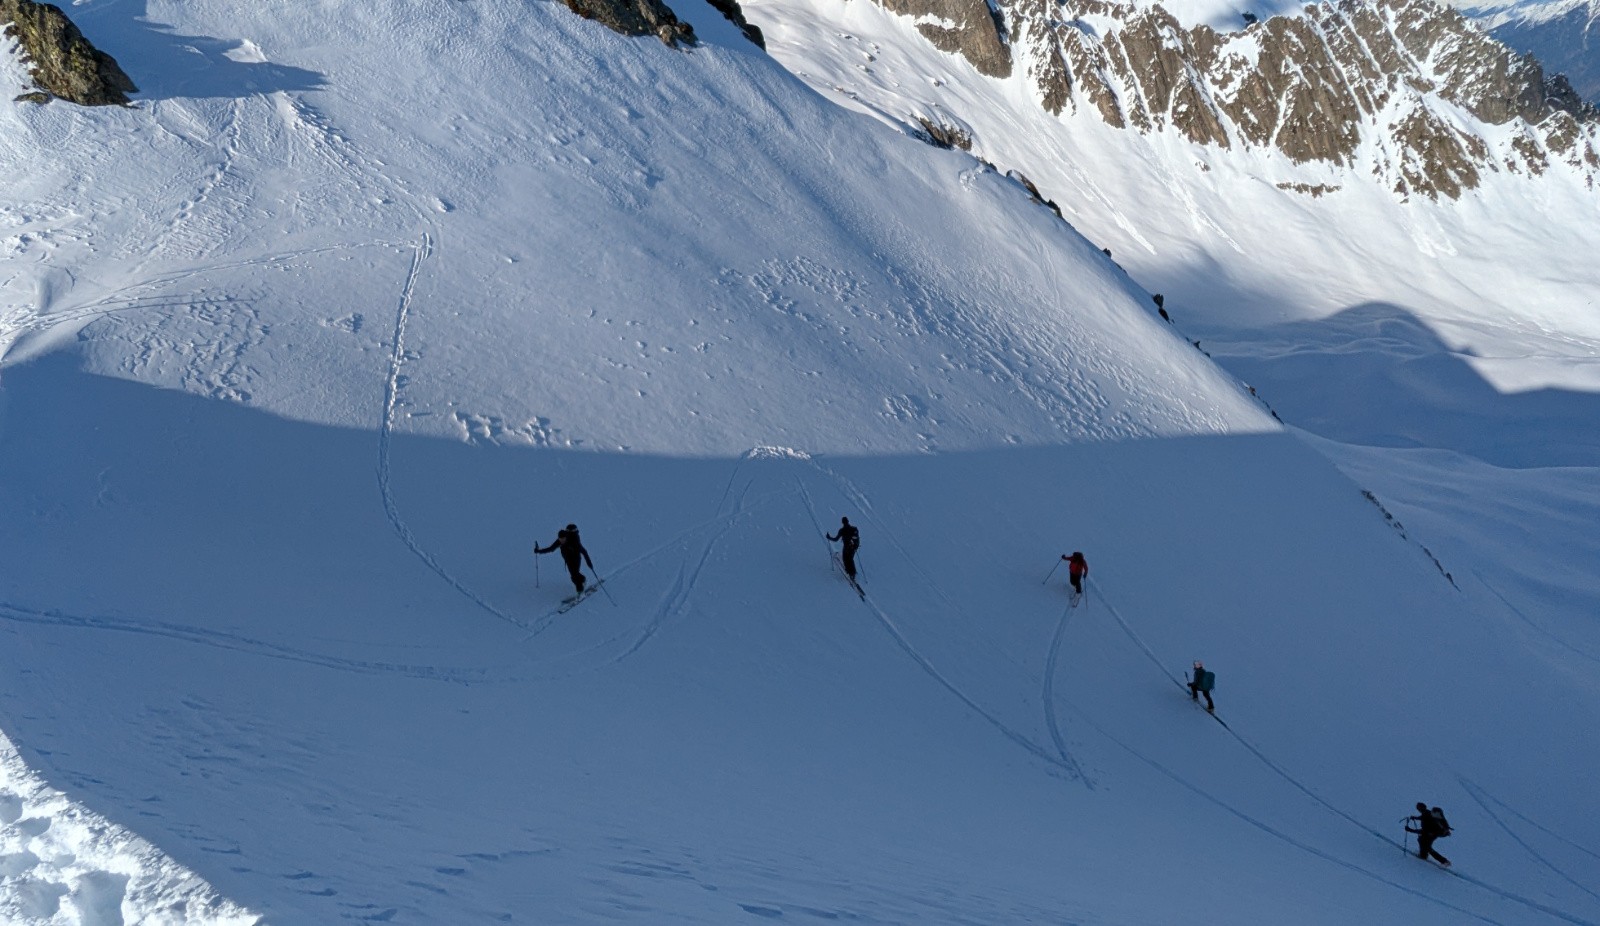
[802,459,966,620]
[517,489,793,642]
[1471,570,1600,665]
[373,230,525,631]
[0,602,492,684]
[793,470,1092,785]
[370,230,758,673]
[613,473,757,664]
[137,99,248,274]
[1060,696,1514,926]
[1041,594,1094,786]
[1093,580,1600,926]
[1459,778,1600,905]
[1457,781,1600,865]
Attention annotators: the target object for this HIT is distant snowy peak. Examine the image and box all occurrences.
[872,0,1600,197]
[1456,0,1600,28]
[1454,0,1600,102]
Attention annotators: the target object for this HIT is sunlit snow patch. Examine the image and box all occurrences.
[746,445,813,460]
[0,731,259,925]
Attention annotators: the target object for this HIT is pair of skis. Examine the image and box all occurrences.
[556,578,606,613]
[831,551,865,600]
[1182,670,1228,727]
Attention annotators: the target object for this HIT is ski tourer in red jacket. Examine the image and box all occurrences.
[1062,552,1088,594]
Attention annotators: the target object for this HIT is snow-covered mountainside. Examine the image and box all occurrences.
[1,0,1598,924]
[784,0,1600,197]
[1459,0,1600,102]
[745,0,1600,646]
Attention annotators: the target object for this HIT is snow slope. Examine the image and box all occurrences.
[744,0,1600,691]
[0,0,1598,924]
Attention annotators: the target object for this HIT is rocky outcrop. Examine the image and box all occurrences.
[881,0,1012,77]
[868,0,1600,197]
[992,0,1600,196]
[705,0,766,47]
[2,0,135,105]
[560,0,696,46]
[918,116,974,149]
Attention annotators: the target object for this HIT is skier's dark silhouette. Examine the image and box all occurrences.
[827,517,861,581]
[536,523,595,595]
[1061,551,1089,594]
[1188,660,1216,712]
[1405,803,1452,867]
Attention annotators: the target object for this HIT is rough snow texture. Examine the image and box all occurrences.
[0,731,259,924]
[0,0,1598,924]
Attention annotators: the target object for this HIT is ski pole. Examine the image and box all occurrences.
[856,553,865,581]
[596,574,618,607]
[1042,558,1062,584]
[534,545,541,588]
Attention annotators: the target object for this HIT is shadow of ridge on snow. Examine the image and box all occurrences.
[2,354,1598,924]
[1182,300,1600,469]
[72,0,326,101]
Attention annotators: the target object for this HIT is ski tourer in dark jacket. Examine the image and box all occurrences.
[1188,660,1215,712]
[827,517,860,580]
[1405,803,1452,867]
[1061,551,1088,594]
[536,523,595,594]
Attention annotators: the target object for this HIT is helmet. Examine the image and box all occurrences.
[566,523,577,531]
[841,517,850,525]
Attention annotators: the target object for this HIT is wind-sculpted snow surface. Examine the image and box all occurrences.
[0,730,259,924]
[0,0,1598,923]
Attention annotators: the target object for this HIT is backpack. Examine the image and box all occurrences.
[1197,670,1216,692]
[1431,807,1451,837]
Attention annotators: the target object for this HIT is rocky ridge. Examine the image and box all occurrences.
[2,0,136,105]
[880,0,1012,76]
[879,0,1600,197]
[560,0,698,45]
[1464,0,1600,103]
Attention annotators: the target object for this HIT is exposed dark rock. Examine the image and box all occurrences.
[560,0,696,46]
[2,0,136,106]
[704,0,765,47]
[989,0,1600,197]
[1390,106,1483,199]
[917,116,973,149]
[1275,181,1342,196]
[13,89,48,104]
[1003,167,1063,216]
[881,0,1012,77]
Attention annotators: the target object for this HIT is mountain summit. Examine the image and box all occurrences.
[840,0,1600,196]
